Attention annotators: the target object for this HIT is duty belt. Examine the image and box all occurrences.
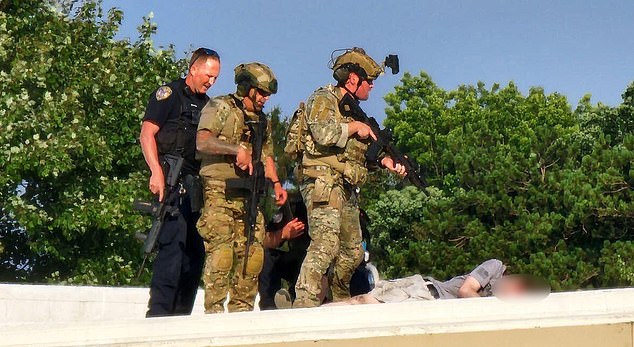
[301,165,331,179]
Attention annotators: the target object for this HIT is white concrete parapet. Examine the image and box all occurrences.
[0,283,205,325]
[1,284,634,346]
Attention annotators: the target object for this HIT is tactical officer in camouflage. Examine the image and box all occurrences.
[292,48,406,308]
[196,62,288,313]
[140,48,221,317]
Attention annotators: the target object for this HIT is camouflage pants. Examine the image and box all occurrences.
[294,178,364,308]
[196,179,265,313]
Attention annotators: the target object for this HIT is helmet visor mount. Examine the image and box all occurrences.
[260,78,278,95]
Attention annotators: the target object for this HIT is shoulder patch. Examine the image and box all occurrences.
[155,86,172,101]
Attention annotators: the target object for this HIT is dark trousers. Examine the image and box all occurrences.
[350,262,373,296]
[146,195,205,317]
[258,248,306,310]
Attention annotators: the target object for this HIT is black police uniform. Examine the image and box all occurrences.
[143,78,207,317]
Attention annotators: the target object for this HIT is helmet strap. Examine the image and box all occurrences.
[245,87,259,111]
[342,73,364,100]
[342,85,360,101]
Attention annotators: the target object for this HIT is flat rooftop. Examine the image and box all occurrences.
[1,284,633,346]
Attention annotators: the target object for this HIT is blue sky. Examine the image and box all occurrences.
[101,0,634,121]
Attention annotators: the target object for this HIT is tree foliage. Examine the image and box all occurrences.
[365,73,633,290]
[0,0,185,284]
[1,0,632,293]
[269,106,293,184]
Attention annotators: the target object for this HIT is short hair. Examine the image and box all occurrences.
[189,47,220,68]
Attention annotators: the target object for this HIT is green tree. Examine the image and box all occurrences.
[0,0,186,284]
[269,106,293,185]
[259,105,296,219]
[366,72,633,290]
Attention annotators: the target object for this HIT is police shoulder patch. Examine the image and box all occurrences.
[155,86,172,101]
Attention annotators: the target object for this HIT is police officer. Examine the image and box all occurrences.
[196,62,288,313]
[140,47,221,317]
[293,48,405,308]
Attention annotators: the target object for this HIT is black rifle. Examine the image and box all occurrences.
[134,154,184,277]
[225,112,268,276]
[339,93,427,189]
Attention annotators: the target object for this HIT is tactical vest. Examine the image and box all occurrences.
[301,85,370,186]
[198,94,264,180]
[284,101,307,160]
[155,83,203,174]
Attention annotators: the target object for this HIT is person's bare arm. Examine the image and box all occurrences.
[264,156,287,205]
[457,276,482,298]
[140,121,165,201]
[197,129,253,173]
[262,218,305,249]
[196,129,240,156]
[322,294,380,306]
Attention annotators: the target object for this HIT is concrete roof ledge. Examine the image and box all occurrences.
[1,284,634,346]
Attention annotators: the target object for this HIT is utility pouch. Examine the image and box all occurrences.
[343,162,368,186]
[312,174,334,204]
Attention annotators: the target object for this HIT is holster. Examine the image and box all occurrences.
[302,166,343,208]
[182,174,203,213]
[312,174,336,204]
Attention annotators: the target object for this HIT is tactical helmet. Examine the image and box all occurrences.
[234,62,278,97]
[331,47,383,83]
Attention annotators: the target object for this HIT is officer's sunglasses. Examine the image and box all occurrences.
[189,47,220,68]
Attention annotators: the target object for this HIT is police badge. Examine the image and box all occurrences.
[155,86,172,101]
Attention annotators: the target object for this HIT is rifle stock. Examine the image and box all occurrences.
[339,93,427,189]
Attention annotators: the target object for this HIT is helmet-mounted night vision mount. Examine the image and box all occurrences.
[383,54,399,75]
[329,47,400,83]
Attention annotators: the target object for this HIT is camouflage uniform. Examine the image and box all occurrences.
[293,84,369,308]
[197,93,274,313]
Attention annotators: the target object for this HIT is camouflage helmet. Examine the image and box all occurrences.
[331,47,383,83]
[234,62,278,96]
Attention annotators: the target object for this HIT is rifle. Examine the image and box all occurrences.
[225,112,268,276]
[338,93,427,189]
[134,154,184,277]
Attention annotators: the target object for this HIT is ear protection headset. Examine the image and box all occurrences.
[235,66,255,97]
[332,62,369,85]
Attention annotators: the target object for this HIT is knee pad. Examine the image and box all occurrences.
[244,245,264,276]
[210,245,234,273]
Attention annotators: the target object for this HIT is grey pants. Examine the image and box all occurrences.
[370,274,436,303]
